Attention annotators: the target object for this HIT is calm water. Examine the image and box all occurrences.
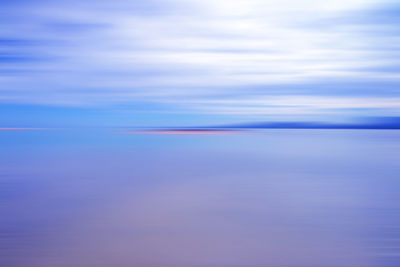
[1,129,400,267]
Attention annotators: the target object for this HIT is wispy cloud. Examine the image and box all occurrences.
[184,96,400,115]
[1,0,400,118]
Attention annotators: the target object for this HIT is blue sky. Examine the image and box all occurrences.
[1,0,400,127]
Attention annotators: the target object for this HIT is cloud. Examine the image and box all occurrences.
[1,0,400,117]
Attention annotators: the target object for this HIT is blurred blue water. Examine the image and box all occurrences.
[1,129,400,267]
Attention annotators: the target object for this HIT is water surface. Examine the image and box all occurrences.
[1,129,400,267]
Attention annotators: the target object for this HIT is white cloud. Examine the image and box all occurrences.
[1,0,400,116]
[179,95,400,116]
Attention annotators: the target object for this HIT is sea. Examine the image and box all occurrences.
[1,129,400,267]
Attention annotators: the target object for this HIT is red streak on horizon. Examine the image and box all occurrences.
[131,129,240,135]
[0,128,48,131]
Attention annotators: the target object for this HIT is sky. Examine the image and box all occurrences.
[1,0,400,127]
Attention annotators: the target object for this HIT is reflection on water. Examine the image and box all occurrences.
[1,130,400,267]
